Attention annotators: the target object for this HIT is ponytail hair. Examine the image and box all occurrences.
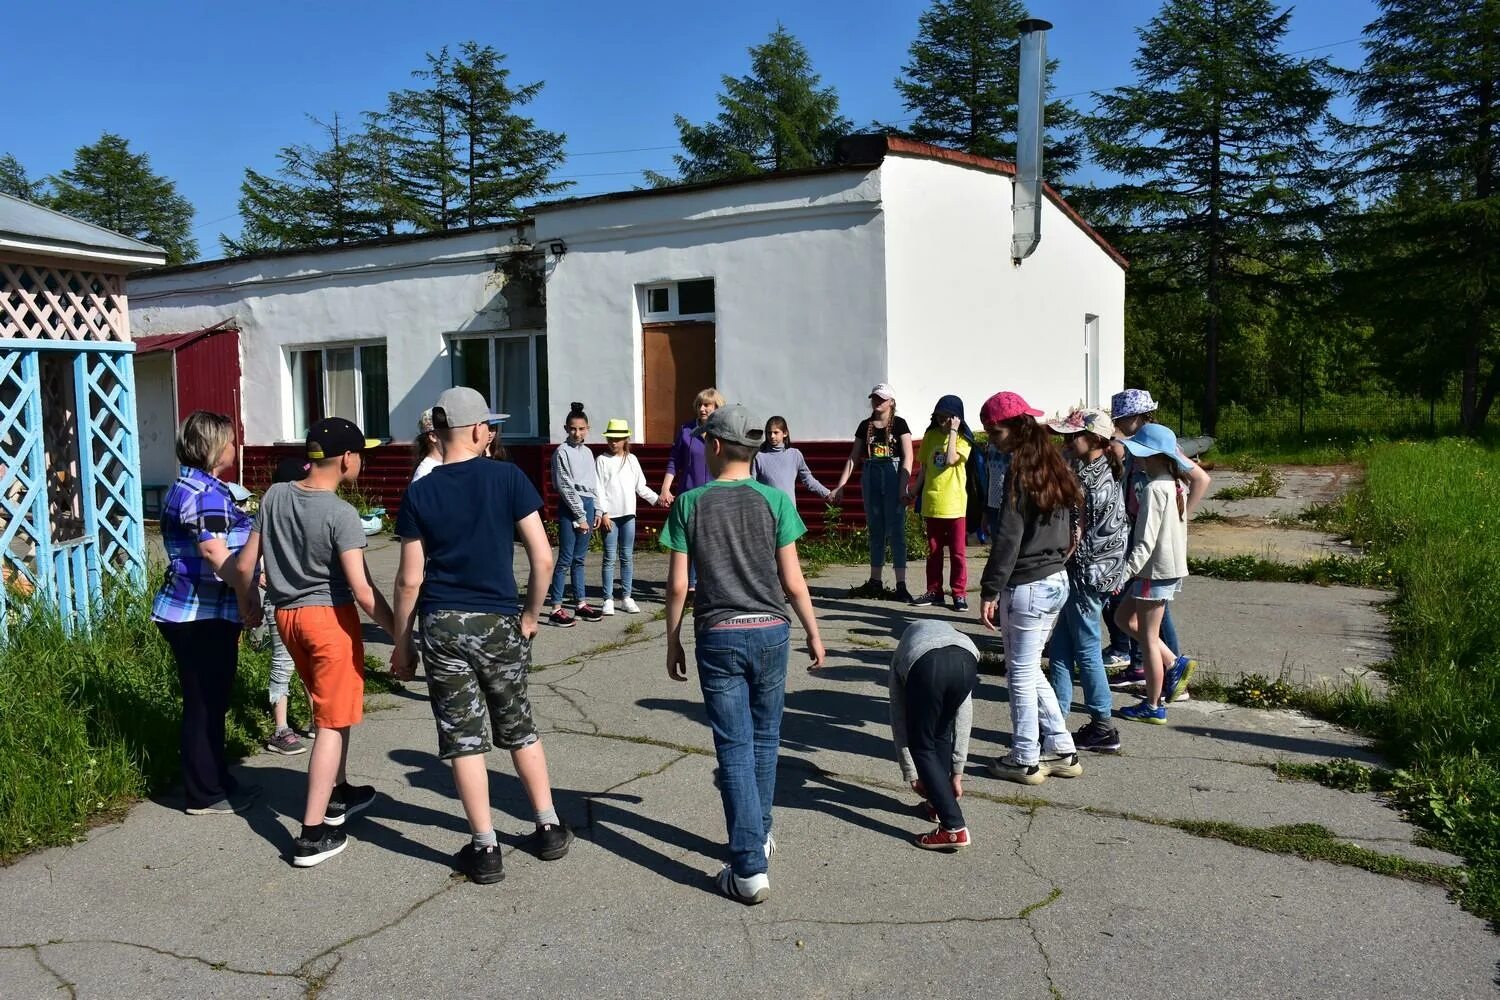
[1004,416,1084,514]
[1082,430,1123,481]
[765,415,790,451]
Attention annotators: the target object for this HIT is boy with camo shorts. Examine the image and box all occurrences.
[391,387,571,884]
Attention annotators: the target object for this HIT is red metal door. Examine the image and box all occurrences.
[173,328,244,482]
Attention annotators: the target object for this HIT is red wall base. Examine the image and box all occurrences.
[243,441,866,534]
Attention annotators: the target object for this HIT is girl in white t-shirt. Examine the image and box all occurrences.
[411,409,441,482]
[596,419,660,615]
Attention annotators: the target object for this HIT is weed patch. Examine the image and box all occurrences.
[1188,553,1393,588]
[0,588,280,861]
[1214,466,1285,501]
[1274,757,1395,794]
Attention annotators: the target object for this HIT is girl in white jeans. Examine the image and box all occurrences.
[976,391,1086,786]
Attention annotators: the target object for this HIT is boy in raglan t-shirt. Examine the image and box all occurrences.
[661,404,826,905]
[234,417,395,869]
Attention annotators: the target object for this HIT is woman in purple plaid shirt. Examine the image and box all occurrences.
[151,411,262,815]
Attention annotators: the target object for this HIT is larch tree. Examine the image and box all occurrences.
[647,25,852,186]
[47,133,197,264]
[1082,0,1335,434]
[1339,0,1500,433]
[895,0,1082,179]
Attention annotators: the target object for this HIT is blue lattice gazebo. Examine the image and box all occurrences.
[0,193,167,635]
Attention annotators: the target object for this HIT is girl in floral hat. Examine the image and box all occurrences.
[1046,407,1129,752]
[596,418,660,616]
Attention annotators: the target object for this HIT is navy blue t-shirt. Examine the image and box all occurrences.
[395,459,543,615]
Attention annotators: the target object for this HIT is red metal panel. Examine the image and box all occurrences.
[172,328,244,482]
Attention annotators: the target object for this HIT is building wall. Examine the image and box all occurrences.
[880,155,1127,426]
[128,226,533,446]
[133,354,178,489]
[532,170,890,442]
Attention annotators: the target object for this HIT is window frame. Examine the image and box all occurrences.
[445,330,547,441]
[639,279,715,322]
[286,340,390,441]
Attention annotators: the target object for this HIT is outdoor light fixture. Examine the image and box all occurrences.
[549,239,567,258]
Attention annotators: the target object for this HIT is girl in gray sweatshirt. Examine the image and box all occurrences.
[751,417,832,503]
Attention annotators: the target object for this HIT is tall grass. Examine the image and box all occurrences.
[1344,440,1500,923]
[0,588,277,860]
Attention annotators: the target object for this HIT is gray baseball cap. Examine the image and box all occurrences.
[431,387,508,429]
[693,403,764,448]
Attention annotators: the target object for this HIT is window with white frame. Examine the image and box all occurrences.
[448,332,548,439]
[641,278,715,320]
[289,342,390,439]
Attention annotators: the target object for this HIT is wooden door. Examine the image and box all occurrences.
[643,322,715,443]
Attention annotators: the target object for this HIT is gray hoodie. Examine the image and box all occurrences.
[751,444,831,501]
[551,441,598,522]
[889,620,979,783]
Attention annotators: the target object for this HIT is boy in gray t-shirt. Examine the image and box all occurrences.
[234,418,395,869]
[661,404,826,906]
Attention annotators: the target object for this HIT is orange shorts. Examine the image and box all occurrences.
[276,604,366,729]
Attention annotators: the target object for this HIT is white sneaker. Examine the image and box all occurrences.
[715,865,770,905]
[765,834,776,859]
[602,599,615,616]
[621,597,641,614]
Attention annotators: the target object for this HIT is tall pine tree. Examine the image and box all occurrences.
[48,134,196,264]
[223,113,392,255]
[1340,0,1500,433]
[895,0,1081,179]
[384,48,467,231]
[647,26,852,185]
[0,154,44,201]
[1083,0,1334,434]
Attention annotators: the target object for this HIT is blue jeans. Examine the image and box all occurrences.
[1048,582,1113,724]
[549,497,594,605]
[696,620,790,878]
[601,514,637,599]
[864,460,906,571]
[1103,591,1130,654]
[1001,572,1074,765]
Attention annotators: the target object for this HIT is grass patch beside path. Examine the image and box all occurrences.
[1171,820,1463,891]
[1,588,283,861]
[1188,553,1393,588]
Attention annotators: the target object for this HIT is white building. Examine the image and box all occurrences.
[128,137,1125,483]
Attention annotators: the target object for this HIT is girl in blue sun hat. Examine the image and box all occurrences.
[1114,423,1196,724]
[1108,389,1209,701]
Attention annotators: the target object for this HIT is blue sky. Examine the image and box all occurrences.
[2,0,1377,255]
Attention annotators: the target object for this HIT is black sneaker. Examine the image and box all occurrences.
[455,842,505,884]
[324,783,376,827]
[910,591,941,608]
[533,821,575,860]
[891,584,912,603]
[292,827,348,867]
[575,603,604,623]
[1075,720,1122,754]
[952,596,969,613]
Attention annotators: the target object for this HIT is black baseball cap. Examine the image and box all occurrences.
[272,456,311,484]
[306,417,380,460]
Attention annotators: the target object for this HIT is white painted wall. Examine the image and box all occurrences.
[133,353,178,487]
[880,154,1126,427]
[129,226,531,446]
[533,170,890,442]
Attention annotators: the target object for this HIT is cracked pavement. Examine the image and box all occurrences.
[1,543,1494,999]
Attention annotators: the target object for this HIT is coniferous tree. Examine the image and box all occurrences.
[0,154,44,201]
[1082,0,1334,434]
[895,0,1081,179]
[647,26,852,185]
[384,47,467,231]
[450,42,569,224]
[223,113,390,255]
[47,134,197,264]
[1339,0,1500,433]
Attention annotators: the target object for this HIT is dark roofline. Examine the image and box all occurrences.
[527,162,879,213]
[132,218,530,280]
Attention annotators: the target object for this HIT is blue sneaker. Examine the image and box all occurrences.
[1164,655,1197,702]
[1119,700,1167,725]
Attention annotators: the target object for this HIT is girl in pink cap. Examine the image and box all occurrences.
[977,391,1085,785]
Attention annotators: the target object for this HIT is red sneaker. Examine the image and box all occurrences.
[914,826,971,851]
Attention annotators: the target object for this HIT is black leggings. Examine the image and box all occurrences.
[906,647,979,830]
[157,619,242,808]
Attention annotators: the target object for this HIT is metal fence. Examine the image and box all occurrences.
[1148,388,1465,452]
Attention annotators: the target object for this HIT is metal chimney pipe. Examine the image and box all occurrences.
[1012,18,1052,264]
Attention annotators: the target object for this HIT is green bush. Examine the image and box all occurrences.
[0,587,278,861]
